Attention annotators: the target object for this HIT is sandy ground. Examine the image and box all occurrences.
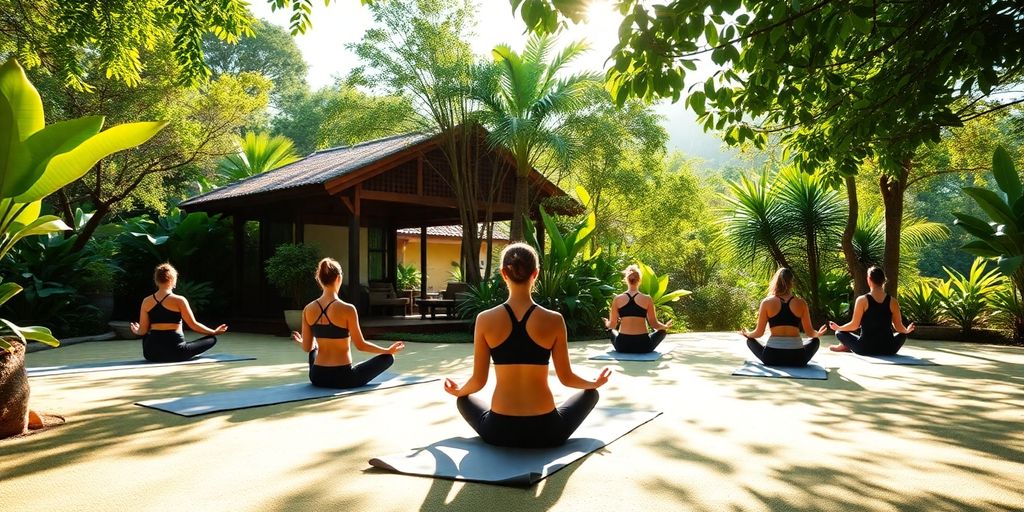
[1,332,1022,512]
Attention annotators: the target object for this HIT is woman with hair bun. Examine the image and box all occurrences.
[739,268,826,367]
[130,263,226,362]
[828,266,915,355]
[291,257,404,388]
[602,264,672,353]
[444,242,611,448]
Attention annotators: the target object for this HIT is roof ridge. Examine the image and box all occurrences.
[309,131,426,156]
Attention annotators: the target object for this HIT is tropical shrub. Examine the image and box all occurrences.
[987,284,1024,340]
[396,263,421,291]
[456,276,509,320]
[935,258,1005,333]
[899,280,944,326]
[265,243,321,309]
[954,147,1024,339]
[818,269,853,323]
[216,132,300,183]
[0,58,164,352]
[634,261,689,330]
[682,277,758,332]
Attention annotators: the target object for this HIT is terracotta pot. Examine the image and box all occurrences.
[0,339,30,439]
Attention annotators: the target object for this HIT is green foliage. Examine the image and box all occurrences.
[265,243,321,309]
[853,208,949,276]
[396,263,422,291]
[682,274,759,332]
[455,276,509,320]
[987,284,1024,341]
[634,260,690,323]
[899,280,944,326]
[173,280,214,312]
[0,0,371,90]
[203,19,309,106]
[936,258,1005,333]
[216,132,300,183]
[0,58,163,351]
[817,269,853,323]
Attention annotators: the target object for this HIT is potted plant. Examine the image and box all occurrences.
[265,243,321,332]
[0,58,165,438]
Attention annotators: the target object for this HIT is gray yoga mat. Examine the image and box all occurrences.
[854,353,938,365]
[137,373,438,417]
[27,353,255,377]
[589,345,673,362]
[368,407,661,487]
[731,360,829,380]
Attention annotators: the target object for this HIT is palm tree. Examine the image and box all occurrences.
[475,34,598,240]
[217,132,300,183]
[853,208,948,280]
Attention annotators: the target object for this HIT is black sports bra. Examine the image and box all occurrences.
[311,299,350,339]
[148,294,182,324]
[490,304,550,365]
[618,292,647,318]
[768,296,801,328]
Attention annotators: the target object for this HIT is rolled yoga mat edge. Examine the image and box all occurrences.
[731,360,829,380]
[27,353,256,377]
[367,407,662,487]
[137,373,439,417]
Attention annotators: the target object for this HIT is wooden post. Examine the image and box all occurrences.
[232,215,244,319]
[420,225,428,300]
[348,189,361,310]
[535,214,545,254]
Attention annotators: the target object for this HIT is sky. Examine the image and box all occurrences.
[248,0,742,167]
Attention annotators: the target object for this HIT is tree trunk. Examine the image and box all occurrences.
[841,175,868,298]
[460,225,481,285]
[510,172,529,242]
[0,341,29,439]
[880,162,909,297]
[805,221,823,326]
[71,202,111,252]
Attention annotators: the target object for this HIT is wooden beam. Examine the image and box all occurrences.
[416,154,423,195]
[360,189,514,213]
[340,196,354,214]
[324,141,439,195]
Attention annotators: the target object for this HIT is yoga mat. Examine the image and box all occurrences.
[854,353,938,365]
[137,373,438,417]
[731,360,829,380]
[589,345,673,362]
[27,353,256,377]
[368,407,660,487]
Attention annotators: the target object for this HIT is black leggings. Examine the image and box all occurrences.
[836,331,907,356]
[307,348,394,389]
[142,331,217,362]
[610,329,667,353]
[746,338,819,367]
[456,389,599,448]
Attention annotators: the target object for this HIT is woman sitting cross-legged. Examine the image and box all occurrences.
[739,268,826,367]
[291,258,404,388]
[602,264,672,353]
[130,263,226,362]
[829,266,915,355]
[444,243,612,448]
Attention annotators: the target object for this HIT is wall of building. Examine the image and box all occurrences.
[303,224,370,285]
[397,236,507,292]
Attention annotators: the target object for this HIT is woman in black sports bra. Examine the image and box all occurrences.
[444,243,611,448]
[130,263,226,362]
[739,268,826,367]
[291,258,404,388]
[828,266,914,355]
[603,264,672,353]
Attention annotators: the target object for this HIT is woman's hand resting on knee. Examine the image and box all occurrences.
[590,367,612,389]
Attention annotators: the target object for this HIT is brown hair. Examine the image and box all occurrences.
[500,243,538,284]
[623,264,641,285]
[316,258,343,287]
[867,266,886,286]
[154,263,177,285]
[768,267,794,297]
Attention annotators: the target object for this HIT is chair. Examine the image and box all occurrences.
[368,281,411,317]
[415,282,469,319]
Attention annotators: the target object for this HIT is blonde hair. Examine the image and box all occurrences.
[623,264,641,285]
[315,258,343,287]
[153,263,177,285]
[768,268,794,297]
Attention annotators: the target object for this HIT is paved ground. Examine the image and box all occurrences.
[2,332,1022,511]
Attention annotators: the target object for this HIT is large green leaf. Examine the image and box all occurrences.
[540,207,567,260]
[0,199,40,229]
[0,281,22,306]
[991,146,1021,203]
[14,121,167,203]
[0,59,45,198]
[963,187,1018,232]
[997,256,1024,279]
[19,325,59,347]
[7,116,105,198]
[0,215,72,259]
[0,318,25,343]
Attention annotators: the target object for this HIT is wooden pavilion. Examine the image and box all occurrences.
[179,128,568,330]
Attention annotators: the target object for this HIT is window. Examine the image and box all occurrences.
[368,228,386,281]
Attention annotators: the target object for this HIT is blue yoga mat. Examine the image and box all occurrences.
[137,373,438,417]
[589,345,673,362]
[854,354,937,365]
[731,360,829,380]
[369,407,661,487]
[27,353,255,377]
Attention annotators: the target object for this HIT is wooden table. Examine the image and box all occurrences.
[415,298,458,319]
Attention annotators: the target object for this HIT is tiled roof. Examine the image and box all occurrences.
[397,223,510,240]
[180,132,430,207]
